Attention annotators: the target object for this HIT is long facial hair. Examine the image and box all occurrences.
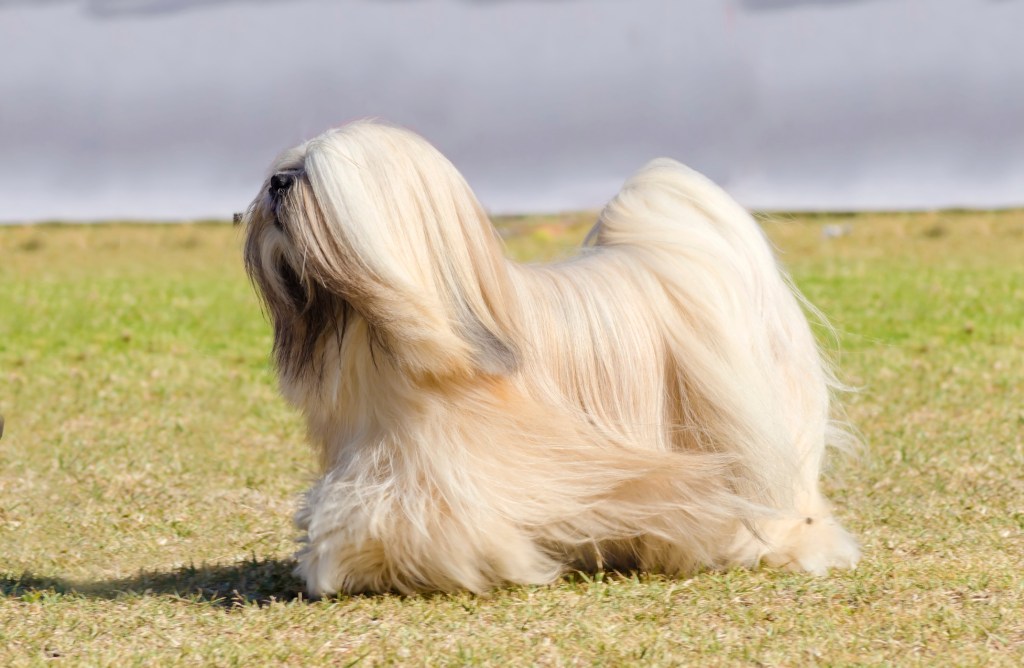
[242,158,353,382]
[242,123,520,386]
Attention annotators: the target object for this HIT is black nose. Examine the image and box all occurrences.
[269,173,294,196]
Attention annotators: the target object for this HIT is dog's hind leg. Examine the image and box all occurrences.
[596,158,860,574]
[726,496,860,575]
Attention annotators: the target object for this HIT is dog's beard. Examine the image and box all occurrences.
[243,186,352,381]
[271,261,351,381]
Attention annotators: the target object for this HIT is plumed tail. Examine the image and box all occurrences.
[592,159,842,510]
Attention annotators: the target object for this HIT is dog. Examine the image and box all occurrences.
[241,120,859,596]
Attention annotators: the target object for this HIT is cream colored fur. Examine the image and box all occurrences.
[241,121,859,596]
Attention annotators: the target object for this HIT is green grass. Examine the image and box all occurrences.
[1,211,1022,665]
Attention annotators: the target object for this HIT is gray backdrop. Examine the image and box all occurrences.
[2,0,1022,221]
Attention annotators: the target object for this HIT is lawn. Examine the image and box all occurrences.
[1,210,1022,665]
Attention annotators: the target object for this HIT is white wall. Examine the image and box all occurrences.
[2,0,1022,221]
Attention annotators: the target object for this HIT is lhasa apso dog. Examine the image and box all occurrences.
[242,121,859,596]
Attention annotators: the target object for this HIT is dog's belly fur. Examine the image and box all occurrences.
[243,122,859,596]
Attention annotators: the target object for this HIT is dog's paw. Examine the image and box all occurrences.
[762,515,860,575]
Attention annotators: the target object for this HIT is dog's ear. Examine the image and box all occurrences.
[291,123,520,378]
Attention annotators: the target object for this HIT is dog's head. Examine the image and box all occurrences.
[242,121,518,382]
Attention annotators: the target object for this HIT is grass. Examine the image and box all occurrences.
[1,210,1022,665]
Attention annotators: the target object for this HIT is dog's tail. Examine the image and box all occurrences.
[591,159,847,512]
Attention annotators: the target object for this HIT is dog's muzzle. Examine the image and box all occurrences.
[270,173,294,197]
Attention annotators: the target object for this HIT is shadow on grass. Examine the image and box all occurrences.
[3,560,670,608]
[1,556,306,607]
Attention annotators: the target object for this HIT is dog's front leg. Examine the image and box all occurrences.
[292,467,560,596]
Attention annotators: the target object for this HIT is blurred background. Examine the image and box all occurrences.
[1,0,1021,222]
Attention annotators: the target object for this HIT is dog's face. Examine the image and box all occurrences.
[243,142,350,381]
[241,122,519,383]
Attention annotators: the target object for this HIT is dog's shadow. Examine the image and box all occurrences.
[4,560,646,607]
[2,557,307,608]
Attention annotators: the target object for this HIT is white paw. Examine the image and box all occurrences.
[764,516,860,575]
